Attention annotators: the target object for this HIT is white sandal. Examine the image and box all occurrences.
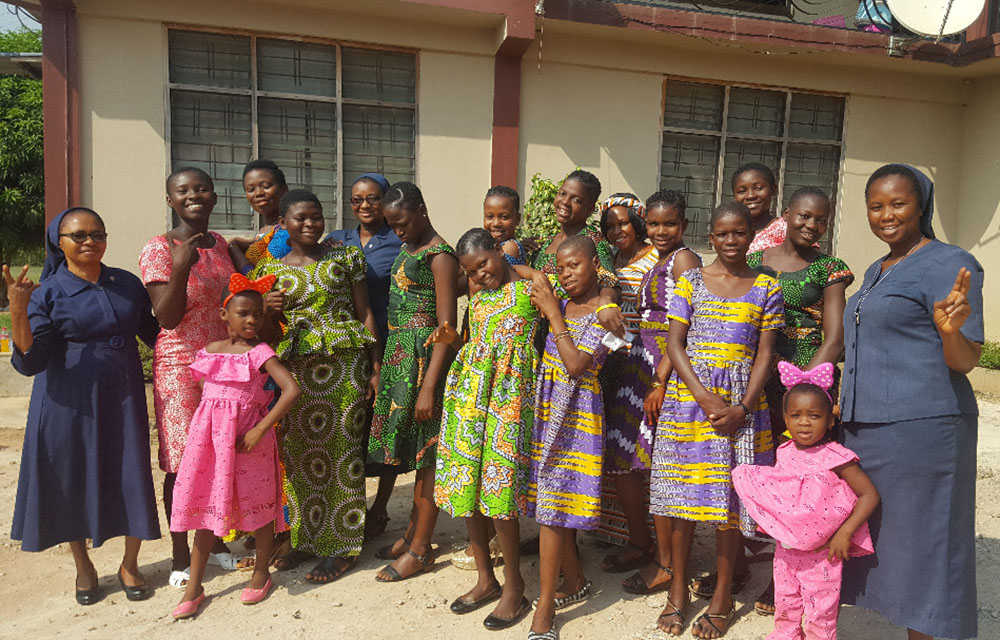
[209,551,239,571]
[168,567,190,589]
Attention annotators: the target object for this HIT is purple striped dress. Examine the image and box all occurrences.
[527,305,610,530]
[650,268,783,536]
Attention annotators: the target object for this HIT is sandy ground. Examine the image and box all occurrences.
[0,394,998,640]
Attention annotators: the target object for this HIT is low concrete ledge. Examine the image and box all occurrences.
[0,353,33,397]
[971,366,1000,402]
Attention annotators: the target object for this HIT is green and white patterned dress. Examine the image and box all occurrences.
[253,246,375,557]
[434,279,539,519]
[368,242,456,472]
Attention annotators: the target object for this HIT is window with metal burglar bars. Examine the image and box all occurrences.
[660,79,845,251]
[167,29,416,231]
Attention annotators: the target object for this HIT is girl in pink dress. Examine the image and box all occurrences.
[170,274,301,619]
[140,168,239,585]
[732,362,879,640]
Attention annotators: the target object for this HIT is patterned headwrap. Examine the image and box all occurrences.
[600,194,646,220]
[223,273,277,308]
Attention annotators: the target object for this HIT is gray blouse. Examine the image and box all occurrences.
[841,240,985,423]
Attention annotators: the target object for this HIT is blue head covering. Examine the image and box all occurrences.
[41,207,101,281]
[880,163,935,239]
[353,172,390,194]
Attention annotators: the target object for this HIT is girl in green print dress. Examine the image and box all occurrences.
[430,228,540,629]
[369,182,459,583]
[745,186,853,616]
[253,190,382,584]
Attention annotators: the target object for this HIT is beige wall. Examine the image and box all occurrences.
[958,76,1000,340]
[72,2,993,339]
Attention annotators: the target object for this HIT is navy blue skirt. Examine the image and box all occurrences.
[841,414,977,639]
[11,341,161,552]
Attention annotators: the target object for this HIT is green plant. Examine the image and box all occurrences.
[0,29,44,309]
[519,172,561,241]
[137,338,154,382]
[980,340,1000,371]
[519,170,600,242]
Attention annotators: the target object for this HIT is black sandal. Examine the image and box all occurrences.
[656,600,686,636]
[364,512,390,541]
[754,580,775,616]
[689,570,750,599]
[273,549,313,571]
[600,542,653,573]
[692,606,736,639]
[621,562,673,595]
[375,548,435,583]
[305,556,356,583]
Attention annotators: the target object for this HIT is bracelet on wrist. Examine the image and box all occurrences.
[553,330,572,343]
[738,402,751,417]
[595,303,620,313]
[649,380,665,389]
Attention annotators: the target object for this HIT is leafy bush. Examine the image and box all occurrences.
[518,170,600,242]
[138,338,154,382]
[980,341,1000,371]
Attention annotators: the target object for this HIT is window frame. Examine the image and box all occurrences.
[162,24,420,234]
[658,75,847,251]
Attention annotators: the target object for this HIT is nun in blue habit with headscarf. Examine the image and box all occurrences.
[839,165,985,639]
[6,208,161,606]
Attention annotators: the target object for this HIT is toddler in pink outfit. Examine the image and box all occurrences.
[733,362,880,640]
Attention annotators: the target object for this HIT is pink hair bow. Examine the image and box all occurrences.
[777,361,835,401]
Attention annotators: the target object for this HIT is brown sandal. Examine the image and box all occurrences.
[621,562,673,594]
[374,533,412,560]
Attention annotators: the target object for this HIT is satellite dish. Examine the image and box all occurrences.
[887,0,986,37]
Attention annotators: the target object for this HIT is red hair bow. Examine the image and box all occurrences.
[223,273,277,307]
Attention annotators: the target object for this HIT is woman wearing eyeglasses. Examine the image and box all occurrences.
[4,208,161,606]
[324,173,403,540]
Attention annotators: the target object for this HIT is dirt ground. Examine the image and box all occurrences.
[0,394,997,640]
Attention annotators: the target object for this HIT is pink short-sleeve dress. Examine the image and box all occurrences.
[732,440,873,555]
[139,232,233,472]
[170,343,288,536]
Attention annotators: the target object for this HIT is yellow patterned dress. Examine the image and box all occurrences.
[649,269,783,536]
[434,279,539,519]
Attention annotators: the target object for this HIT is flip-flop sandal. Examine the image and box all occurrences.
[208,551,240,571]
[375,548,435,583]
[600,542,653,573]
[656,600,686,636]
[754,581,775,616]
[374,534,412,560]
[693,606,736,639]
[305,557,357,583]
[168,567,190,589]
[621,563,673,595]
[273,549,313,572]
[689,571,750,599]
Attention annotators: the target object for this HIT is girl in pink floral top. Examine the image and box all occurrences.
[139,167,239,586]
[732,162,786,253]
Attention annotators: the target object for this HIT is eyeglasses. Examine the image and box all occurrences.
[59,231,108,244]
[350,195,382,206]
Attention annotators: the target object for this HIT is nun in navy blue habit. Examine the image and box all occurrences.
[840,165,984,639]
[6,208,161,605]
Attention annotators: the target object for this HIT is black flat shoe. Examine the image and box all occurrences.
[75,581,101,606]
[450,582,502,614]
[483,596,531,630]
[117,568,153,602]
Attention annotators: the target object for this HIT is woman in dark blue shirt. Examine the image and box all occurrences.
[326,173,403,541]
[840,165,984,640]
[5,208,161,605]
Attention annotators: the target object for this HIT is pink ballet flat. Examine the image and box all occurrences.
[171,590,206,619]
[240,577,272,605]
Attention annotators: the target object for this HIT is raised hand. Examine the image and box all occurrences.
[170,232,204,271]
[264,288,287,314]
[3,264,40,312]
[529,277,561,320]
[933,267,972,336]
